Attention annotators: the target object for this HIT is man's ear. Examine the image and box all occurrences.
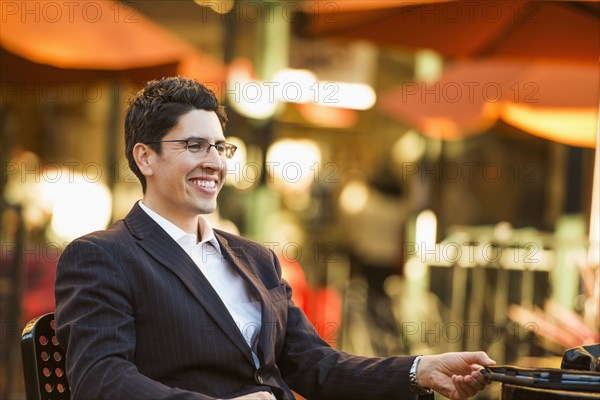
[133,143,155,177]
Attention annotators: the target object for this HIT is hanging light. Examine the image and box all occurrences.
[194,0,234,14]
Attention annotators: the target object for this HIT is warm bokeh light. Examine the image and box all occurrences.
[415,209,437,257]
[414,49,443,83]
[272,68,318,104]
[46,173,112,242]
[266,139,321,193]
[3,151,46,228]
[314,82,376,111]
[228,58,376,118]
[339,179,369,215]
[391,130,427,163]
[502,103,597,149]
[225,136,262,191]
[227,58,279,119]
[271,68,377,110]
[226,81,279,120]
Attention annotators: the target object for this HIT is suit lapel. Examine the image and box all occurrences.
[215,233,274,364]
[124,204,255,366]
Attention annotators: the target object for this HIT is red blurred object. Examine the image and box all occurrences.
[306,287,343,347]
[0,251,59,324]
[280,258,309,312]
[280,258,342,347]
[22,256,57,324]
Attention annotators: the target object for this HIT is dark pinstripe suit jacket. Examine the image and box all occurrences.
[55,203,418,399]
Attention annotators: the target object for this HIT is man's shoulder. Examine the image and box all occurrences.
[214,229,282,272]
[214,229,271,252]
[66,219,131,249]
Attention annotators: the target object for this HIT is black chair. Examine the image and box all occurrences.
[21,313,70,400]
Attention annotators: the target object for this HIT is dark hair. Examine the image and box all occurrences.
[124,76,228,193]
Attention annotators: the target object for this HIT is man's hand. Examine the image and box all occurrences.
[417,351,496,400]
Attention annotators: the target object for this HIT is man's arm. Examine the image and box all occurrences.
[269,249,493,400]
[263,250,415,400]
[55,237,215,400]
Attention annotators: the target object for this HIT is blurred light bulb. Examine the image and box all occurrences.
[48,174,112,242]
[415,209,437,255]
[266,139,321,193]
[340,180,369,215]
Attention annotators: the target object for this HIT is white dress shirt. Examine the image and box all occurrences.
[139,202,263,369]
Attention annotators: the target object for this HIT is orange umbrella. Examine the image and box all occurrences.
[500,62,599,148]
[379,60,523,140]
[0,0,225,87]
[297,0,599,63]
[297,1,599,147]
[379,60,599,147]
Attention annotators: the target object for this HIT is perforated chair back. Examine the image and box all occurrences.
[21,313,70,400]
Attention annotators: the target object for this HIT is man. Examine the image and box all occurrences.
[55,77,495,400]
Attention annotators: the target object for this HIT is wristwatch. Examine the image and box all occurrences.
[409,355,434,396]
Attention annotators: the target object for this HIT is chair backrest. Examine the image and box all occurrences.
[21,313,70,400]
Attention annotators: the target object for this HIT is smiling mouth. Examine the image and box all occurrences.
[189,179,217,189]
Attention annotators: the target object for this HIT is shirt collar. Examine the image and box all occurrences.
[138,201,221,253]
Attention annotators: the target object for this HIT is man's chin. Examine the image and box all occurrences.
[195,203,217,215]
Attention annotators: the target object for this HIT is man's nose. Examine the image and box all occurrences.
[200,147,225,170]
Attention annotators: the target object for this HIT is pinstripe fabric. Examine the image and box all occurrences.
[55,203,422,400]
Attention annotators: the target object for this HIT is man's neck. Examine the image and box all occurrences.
[140,200,199,236]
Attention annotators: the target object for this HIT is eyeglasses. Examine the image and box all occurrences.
[148,138,237,159]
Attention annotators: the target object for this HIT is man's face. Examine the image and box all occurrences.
[142,109,227,228]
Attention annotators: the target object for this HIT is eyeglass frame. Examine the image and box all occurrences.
[146,138,237,159]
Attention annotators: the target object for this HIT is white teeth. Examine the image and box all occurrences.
[191,180,216,188]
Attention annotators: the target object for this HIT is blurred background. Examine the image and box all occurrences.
[1,1,599,398]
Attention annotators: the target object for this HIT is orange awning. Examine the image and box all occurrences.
[296,1,600,63]
[379,60,599,147]
[0,0,225,88]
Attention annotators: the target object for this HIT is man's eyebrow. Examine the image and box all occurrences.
[184,136,226,144]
